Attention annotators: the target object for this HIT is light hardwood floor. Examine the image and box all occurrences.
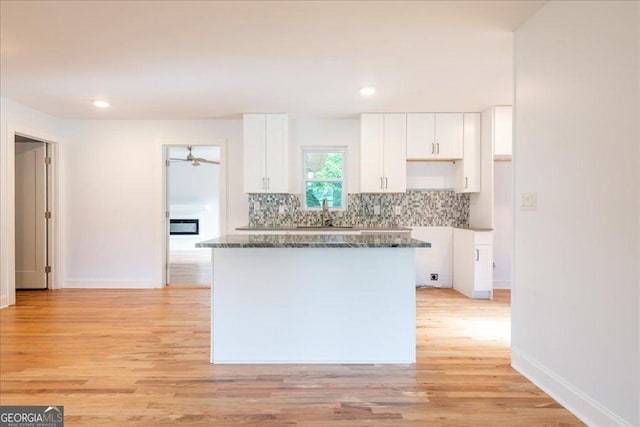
[0,288,582,426]
[168,249,211,286]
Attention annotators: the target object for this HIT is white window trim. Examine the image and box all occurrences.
[302,147,347,211]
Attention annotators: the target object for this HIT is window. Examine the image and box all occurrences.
[303,148,346,209]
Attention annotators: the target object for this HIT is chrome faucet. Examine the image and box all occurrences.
[322,198,333,227]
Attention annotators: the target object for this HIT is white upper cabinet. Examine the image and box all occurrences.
[406,113,463,160]
[360,113,406,193]
[406,113,435,159]
[494,106,513,159]
[454,113,481,193]
[243,113,289,193]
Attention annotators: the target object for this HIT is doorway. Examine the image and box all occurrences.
[15,135,50,289]
[164,145,222,286]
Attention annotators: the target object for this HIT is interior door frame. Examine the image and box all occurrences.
[1,124,60,307]
[161,141,227,286]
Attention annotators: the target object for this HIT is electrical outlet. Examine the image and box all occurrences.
[278,205,286,215]
[374,205,381,215]
[253,201,260,211]
[394,206,402,215]
[430,273,439,281]
[520,192,537,211]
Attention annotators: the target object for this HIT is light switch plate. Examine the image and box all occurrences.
[253,201,260,211]
[374,205,381,215]
[520,192,537,211]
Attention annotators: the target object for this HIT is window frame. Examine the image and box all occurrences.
[302,147,347,211]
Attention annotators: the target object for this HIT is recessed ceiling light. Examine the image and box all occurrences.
[360,87,376,96]
[93,100,110,108]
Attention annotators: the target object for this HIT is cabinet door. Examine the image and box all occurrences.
[383,114,407,192]
[453,228,475,299]
[360,114,384,193]
[474,245,493,292]
[243,114,266,193]
[454,113,481,193]
[264,114,289,193]
[406,113,435,160]
[434,113,463,159]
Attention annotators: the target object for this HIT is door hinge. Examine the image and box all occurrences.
[45,211,52,219]
[45,157,52,165]
[166,211,170,219]
[165,160,170,167]
[45,266,51,274]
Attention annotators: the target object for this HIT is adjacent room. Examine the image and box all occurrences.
[0,1,638,426]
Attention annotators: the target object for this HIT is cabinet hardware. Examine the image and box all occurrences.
[436,143,440,154]
[465,177,468,189]
[380,177,384,190]
[431,143,435,155]
[385,177,388,189]
[266,177,270,190]
[476,249,480,261]
[262,177,266,191]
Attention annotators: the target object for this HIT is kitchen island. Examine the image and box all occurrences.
[197,234,430,364]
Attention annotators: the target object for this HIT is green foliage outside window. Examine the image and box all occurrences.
[304,152,344,208]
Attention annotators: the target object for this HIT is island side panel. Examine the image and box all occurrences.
[211,247,416,364]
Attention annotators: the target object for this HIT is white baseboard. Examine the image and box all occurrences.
[512,347,632,427]
[0,294,9,309]
[493,280,512,289]
[63,278,163,289]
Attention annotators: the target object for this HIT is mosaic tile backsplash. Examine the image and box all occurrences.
[247,190,469,228]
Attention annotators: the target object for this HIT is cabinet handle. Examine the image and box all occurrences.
[431,143,435,155]
[385,177,388,189]
[465,177,468,189]
[267,177,270,190]
[476,249,480,261]
[436,143,440,154]
[262,177,266,191]
[380,177,383,189]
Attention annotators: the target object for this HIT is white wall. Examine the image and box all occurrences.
[493,161,512,289]
[62,120,240,288]
[513,2,639,425]
[0,97,70,306]
[289,119,360,194]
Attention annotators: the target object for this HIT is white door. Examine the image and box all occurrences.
[360,114,384,193]
[406,113,435,160]
[382,113,407,192]
[264,114,289,193]
[15,142,47,289]
[243,114,266,193]
[434,113,464,159]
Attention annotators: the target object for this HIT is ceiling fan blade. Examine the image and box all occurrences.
[169,158,188,161]
[193,157,220,165]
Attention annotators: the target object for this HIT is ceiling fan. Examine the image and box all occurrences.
[169,146,219,167]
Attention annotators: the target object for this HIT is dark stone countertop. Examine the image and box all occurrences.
[235,225,412,232]
[196,234,431,248]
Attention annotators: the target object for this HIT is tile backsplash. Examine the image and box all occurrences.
[248,190,469,228]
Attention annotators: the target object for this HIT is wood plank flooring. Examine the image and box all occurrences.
[0,287,583,426]
[168,249,211,286]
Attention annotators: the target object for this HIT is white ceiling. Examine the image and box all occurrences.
[0,1,545,120]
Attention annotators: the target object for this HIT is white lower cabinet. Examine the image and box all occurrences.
[453,228,493,299]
